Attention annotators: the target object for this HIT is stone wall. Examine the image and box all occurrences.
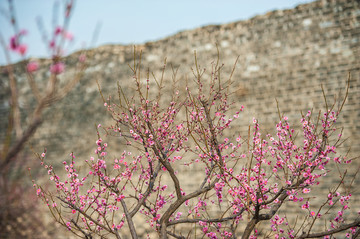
[1,0,359,237]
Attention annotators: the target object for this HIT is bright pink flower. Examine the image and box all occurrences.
[50,62,65,74]
[49,40,56,49]
[55,26,63,35]
[10,36,18,50]
[27,61,39,73]
[116,195,125,202]
[116,221,124,229]
[66,221,71,230]
[9,30,27,51]
[301,201,309,209]
[17,44,27,55]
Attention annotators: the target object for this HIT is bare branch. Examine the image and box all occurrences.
[120,199,138,239]
[298,218,360,238]
[1,116,43,168]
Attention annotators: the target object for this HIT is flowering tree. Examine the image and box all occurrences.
[0,0,89,237]
[34,52,360,239]
[0,0,85,169]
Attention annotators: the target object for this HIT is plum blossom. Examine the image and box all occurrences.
[27,61,39,73]
[50,62,65,74]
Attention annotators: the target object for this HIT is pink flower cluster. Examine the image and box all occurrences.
[9,29,28,56]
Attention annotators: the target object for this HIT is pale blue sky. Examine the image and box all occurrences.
[0,0,314,65]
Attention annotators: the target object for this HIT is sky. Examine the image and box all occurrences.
[0,0,314,65]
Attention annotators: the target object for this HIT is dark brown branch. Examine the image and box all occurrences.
[114,228,122,239]
[130,162,161,217]
[167,230,185,239]
[120,199,138,239]
[26,71,42,103]
[1,116,43,168]
[353,227,360,239]
[57,197,113,234]
[168,209,245,226]
[242,218,258,239]
[298,218,360,238]
[159,179,218,238]
[0,33,22,140]
[157,151,182,199]
[147,119,183,200]
[71,219,93,239]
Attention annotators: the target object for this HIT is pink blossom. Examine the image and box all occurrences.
[301,201,309,209]
[9,38,27,55]
[79,54,86,62]
[9,30,27,53]
[66,221,71,230]
[50,62,65,74]
[27,61,39,73]
[49,40,56,49]
[116,195,125,201]
[55,26,63,35]
[63,31,74,41]
[116,221,124,229]
[17,44,27,55]
[10,36,18,50]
